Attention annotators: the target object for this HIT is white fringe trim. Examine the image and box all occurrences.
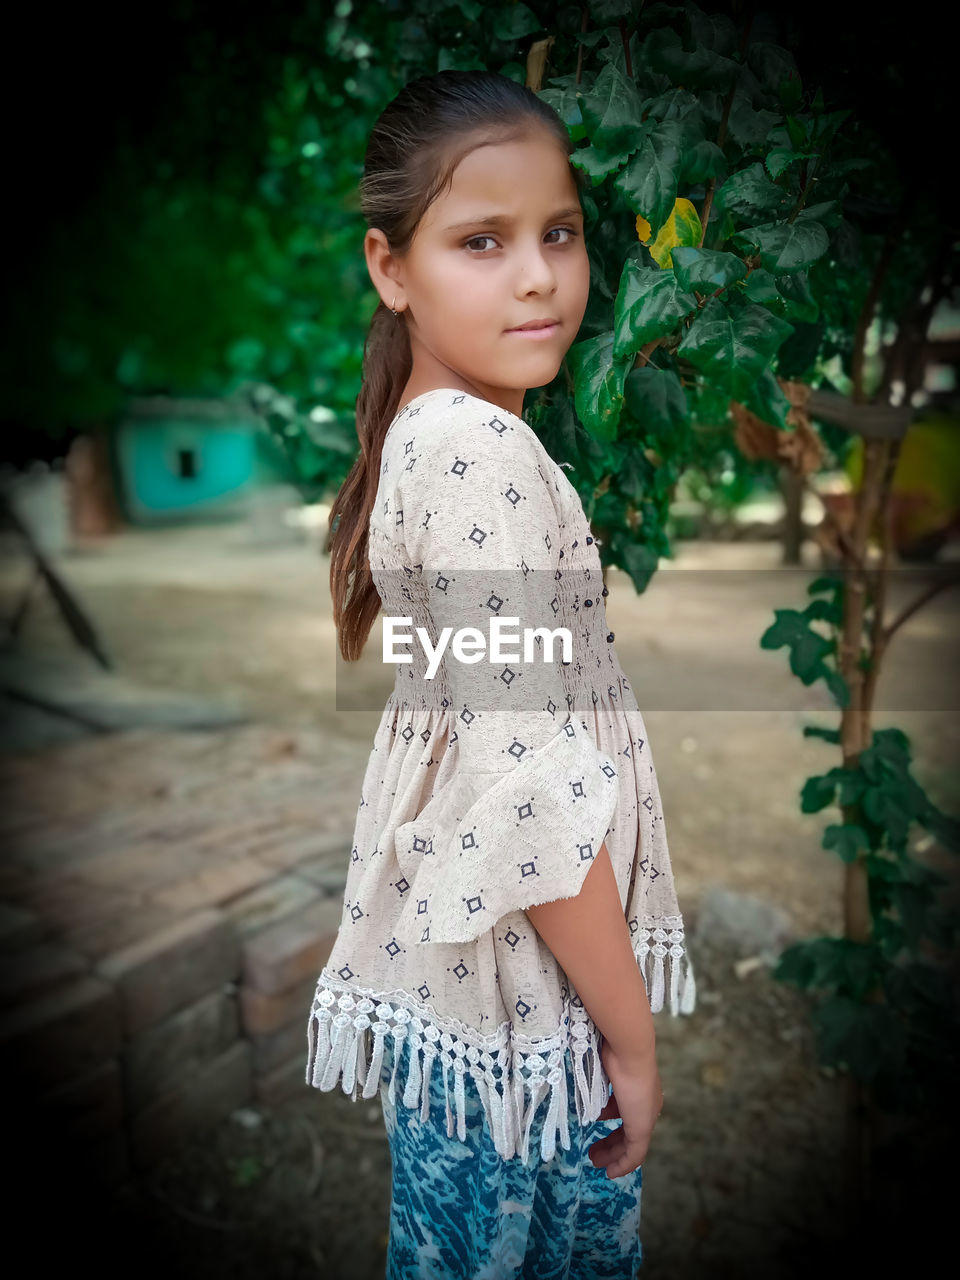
[305,922,695,1166]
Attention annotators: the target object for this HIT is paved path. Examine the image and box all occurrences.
[1,517,955,1278]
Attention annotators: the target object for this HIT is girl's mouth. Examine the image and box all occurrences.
[506,322,560,339]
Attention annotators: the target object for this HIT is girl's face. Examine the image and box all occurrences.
[367,125,590,418]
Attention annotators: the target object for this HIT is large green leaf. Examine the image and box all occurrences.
[642,26,739,92]
[613,261,697,357]
[776,319,824,379]
[685,6,738,57]
[576,61,648,158]
[536,86,585,142]
[796,200,839,226]
[612,121,686,238]
[725,97,780,148]
[765,145,811,181]
[823,823,870,865]
[765,126,816,180]
[624,364,688,437]
[618,443,651,503]
[671,247,747,293]
[743,366,792,429]
[570,142,631,186]
[776,271,820,322]
[772,938,881,998]
[643,86,704,147]
[747,41,801,96]
[715,162,792,219]
[588,0,635,23]
[677,297,794,399]
[742,267,780,305]
[799,770,843,814]
[490,3,541,41]
[567,330,629,439]
[759,606,833,684]
[741,265,820,325]
[731,217,830,274]
[615,535,661,594]
[679,138,728,184]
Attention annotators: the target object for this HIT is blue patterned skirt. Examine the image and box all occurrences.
[378,1029,644,1279]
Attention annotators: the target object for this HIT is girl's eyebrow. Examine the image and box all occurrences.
[444,206,583,231]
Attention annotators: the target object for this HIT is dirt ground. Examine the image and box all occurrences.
[3,517,957,1278]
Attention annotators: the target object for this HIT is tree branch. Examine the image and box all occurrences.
[861,438,896,712]
[633,338,664,369]
[575,5,588,86]
[881,571,960,644]
[801,475,867,571]
[618,19,633,79]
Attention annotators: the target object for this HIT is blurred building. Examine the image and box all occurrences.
[113,395,293,526]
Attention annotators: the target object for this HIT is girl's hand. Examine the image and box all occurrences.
[588,1037,664,1178]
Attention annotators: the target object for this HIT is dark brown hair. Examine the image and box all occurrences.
[328,68,584,661]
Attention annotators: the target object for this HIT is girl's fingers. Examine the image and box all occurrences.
[587,1132,618,1165]
[596,1093,620,1121]
[604,1145,645,1178]
[589,1127,648,1176]
[589,1130,626,1165]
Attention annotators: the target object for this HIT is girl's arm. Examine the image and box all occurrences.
[526,841,656,1067]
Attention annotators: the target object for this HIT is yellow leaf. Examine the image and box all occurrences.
[635,214,652,244]
[647,197,703,269]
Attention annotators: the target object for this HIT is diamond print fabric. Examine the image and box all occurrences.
[306,387,696,1165]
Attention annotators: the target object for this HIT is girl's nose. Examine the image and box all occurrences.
[517,248,558,294]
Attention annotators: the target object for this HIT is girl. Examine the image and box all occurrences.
[307,69,696,1279]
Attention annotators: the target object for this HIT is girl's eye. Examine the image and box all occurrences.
[462,227,579,254]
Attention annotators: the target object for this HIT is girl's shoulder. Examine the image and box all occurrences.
[386,386,553,475]
[382,388,588,546]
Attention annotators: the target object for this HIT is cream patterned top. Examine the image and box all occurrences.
[306,387,696,1165]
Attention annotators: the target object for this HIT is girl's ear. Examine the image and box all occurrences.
[364,228,406,311]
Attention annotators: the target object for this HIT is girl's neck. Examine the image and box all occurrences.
[400,351,525,420]
[400,377,525,421]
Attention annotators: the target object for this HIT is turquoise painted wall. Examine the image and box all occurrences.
[114,413,291,523]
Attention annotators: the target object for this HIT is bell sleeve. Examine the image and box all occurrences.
[389,408,619,946]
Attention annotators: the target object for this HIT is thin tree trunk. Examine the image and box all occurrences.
[836,232,951,1226]
[779,466,805,564]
